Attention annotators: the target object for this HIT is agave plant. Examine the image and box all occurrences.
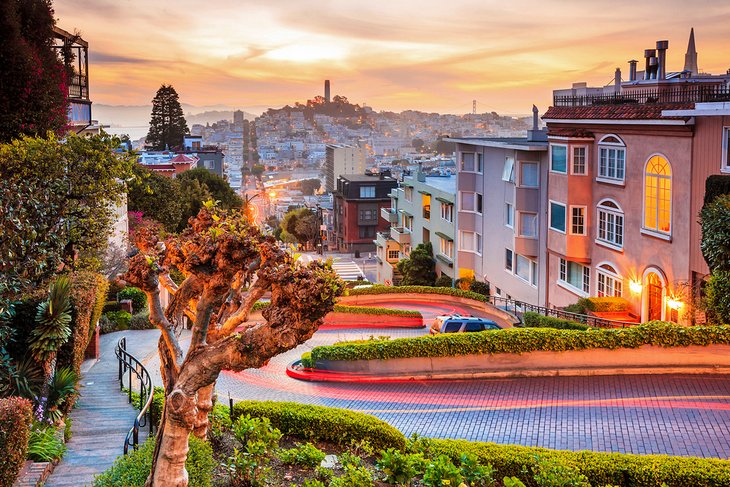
[0,356,44,400]
[29,276,73,415]
[46,366,80,422]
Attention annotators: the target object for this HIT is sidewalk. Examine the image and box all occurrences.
[43,330,160,487]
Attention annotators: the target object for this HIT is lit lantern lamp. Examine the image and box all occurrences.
[629,280,643,294]
[667,297,684,310]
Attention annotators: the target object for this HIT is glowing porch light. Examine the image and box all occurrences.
[629,280,643,294]
[667,297,684,310]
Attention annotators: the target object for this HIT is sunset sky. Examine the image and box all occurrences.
[55,0,730,115]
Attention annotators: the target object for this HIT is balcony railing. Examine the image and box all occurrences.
[380,207,397,223]
[553,84,730,107]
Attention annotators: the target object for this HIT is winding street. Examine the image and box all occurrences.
[142,297,730,458]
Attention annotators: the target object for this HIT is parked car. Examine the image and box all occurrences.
[430,314,501,335]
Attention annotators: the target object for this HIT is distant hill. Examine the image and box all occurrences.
[94,104,257,133]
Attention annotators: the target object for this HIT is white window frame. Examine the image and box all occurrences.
[439,237,454,260]
[530,260,538,287]
[404,187,413,201]
[476,192,483,215]
[596,262,623,297]
[502,157,515,182]
[360,186,376,198]
[571,146,588,175]
[722,127,730,173]
[460,191,478,213]
[558,258,590,297]
[459,231,481,254]
[514,254,532,283]
[642,153,673,239]
[569,206,586,236]
[461,152,476,172]
[549,200,567,234]
[596,199,624,250]
[387,249,400,260]
[477,153,484,174]
[505,248,513,272]
[550,144,568,174]
[518,212,538,238]
[597,134,626,184]
[505,202,514,228]
[440,202,454,223]
[519,162,539,188]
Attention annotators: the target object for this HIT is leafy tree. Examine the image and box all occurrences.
[281,208,319,247]
[176,168,242,210]
[123,205,344,485]
[396,242,436,286]
[0,0,69,142]
[146,84,189,150]
[177,178,212,231]
[412,138,425,151]
[127,164,185,233]
[299,178,322,196]
[0,133,134,292]
[700,194,730,272]
[251,164,265,179]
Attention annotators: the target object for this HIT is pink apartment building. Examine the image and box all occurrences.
[542,31,730,324]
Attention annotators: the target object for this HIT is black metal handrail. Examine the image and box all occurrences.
[116,337,154,454]
[554,84,730,107]
[488,296,637,329]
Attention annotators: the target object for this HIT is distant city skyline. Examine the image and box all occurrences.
[56,0,730,114]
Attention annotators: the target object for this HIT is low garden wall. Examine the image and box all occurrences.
[322,311,423,328]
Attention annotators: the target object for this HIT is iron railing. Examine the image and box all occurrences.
[116,337,154,454]
[488,296,637,329]
[553,84,730,107]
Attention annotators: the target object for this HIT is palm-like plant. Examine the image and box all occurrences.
[29,276,72,413]
[46,366,80,422]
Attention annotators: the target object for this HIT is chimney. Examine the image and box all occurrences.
[614,68,622,93]
[532,104,539,131]
[324,80,331,103]
[644,49,656,80]
[527,105,547,142]
[656,40,669,80]
[628,60,638,81]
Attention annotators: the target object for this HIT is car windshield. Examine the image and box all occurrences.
[463,322,483,332]
[443,322,461,333]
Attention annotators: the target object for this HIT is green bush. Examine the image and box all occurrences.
[94,435,215,487]
[522,312,589,331]
[310,322,730,363]
[27,423,66,461]
[469,281,490,297]
[329,465,373,487]
[704,174,730,206]
[460,452,496,487]
[300,352,314,368]
[377,448,426,486]
[278,442,326,468]
[104,310,131,330]
[429,438,730,487]
[331,305,421,318]
[103,300,121,313]
[118,287,148,314]
[128,386,165,426]
[423,454,463,487]
[226,415,282,486]
[434,275,453,288]
[347,285,489,303]
[129,312,155,330]
[231,400,406,451]
[564,297,629,314]
[99,315,117,334]
[0,397,32,486]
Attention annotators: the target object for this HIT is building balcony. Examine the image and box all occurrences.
[553,84,730,107]
[390,226,411,245]
[514,236,539,258]
[381,207,398,223]
[515,187,539,213]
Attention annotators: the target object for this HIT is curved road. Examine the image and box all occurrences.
[148,298,730,458]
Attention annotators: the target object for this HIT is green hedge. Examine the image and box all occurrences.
[0,397,32,487]
[430,438,730,487]
[565,297,629,314]
[346,285,489,303]
[94,436,214,486]
[310,322,730,363]
[521,312,589,331]
[253,301,422,318]
[127,386,165,426]
[704,174,730,206]
[231,400,406,451]
[118,287,148,315]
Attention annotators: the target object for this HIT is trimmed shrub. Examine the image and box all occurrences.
[347,285,489,303]
[469,281,490,297]
[564,297,628,314]
[521,312,589,331]
[331,305,421,318]
[93,435,214,486]
[429,438,730,487]
[118,287,148,314]
[301,352,313,368]
[454,277,474,291]
[231,400,406,451]
[99,315,117,334]
[0,397,32,486]
[129,312,155,330]
[434,275,453,288]
[704,174,730,206]
[310,322,730,363]
[104,310,131,330]
[128,386,165,426]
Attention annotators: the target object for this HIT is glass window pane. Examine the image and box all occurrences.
[521,163,539,187]
[550,202,566,232]
[551,146,567,173]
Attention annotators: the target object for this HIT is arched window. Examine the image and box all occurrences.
[596,263,623,297]
[597,135,626,183]
[643,155,672,234]
[597,199,624,249]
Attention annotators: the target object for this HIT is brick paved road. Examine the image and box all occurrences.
[138,299,730,459]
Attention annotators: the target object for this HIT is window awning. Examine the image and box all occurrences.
[435,197,453,204]
[435,231,453,241]
[418,190,432,195]
[436,254,454,267]
[399,210,413,217]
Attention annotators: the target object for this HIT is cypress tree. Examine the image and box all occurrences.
[146,84,189,150]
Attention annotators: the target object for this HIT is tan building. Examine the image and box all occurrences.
[325,144,367,192]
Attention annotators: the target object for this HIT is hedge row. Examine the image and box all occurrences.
[231,400,406,452]
[565,297,630,314]
[93,435,214,487]
[310,322,730,363]
[252,301,422,318]
[346,285,490,303]
[0,397,33,487]
[521,312,589,331]
[430,438,730,487]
